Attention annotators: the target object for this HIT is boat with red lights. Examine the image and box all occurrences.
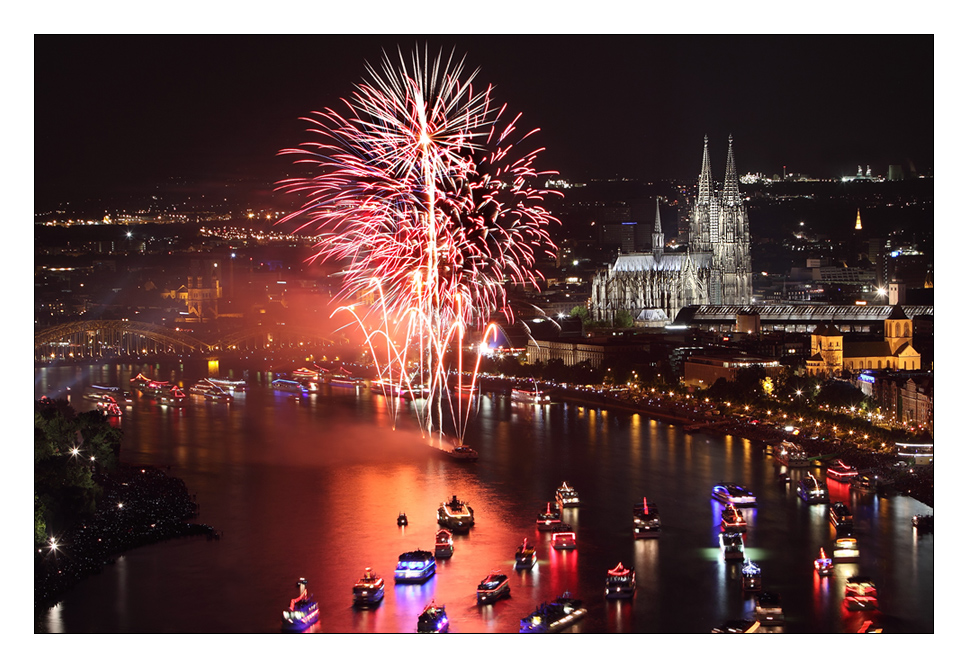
[555,481,580,508]
[434,529,454,559]
[825,459,858,481]
[157,386,187,405]
[291,367,320,381]
[741,560,762,593]
[719,532,745,561]
[536,502,562,531]
[551,531,577,550]
[604,562,635,599]
[515,538,537,570]
[633,496,661,537]
[281,578,319,632]
[844,576,878,610]
[814,547,833,576]
[97,398,123,416]
[437,495,475,532]
[417,602,449,633]
[712,483,757,506]
[797,473,829,504]
[394,549,436,584]
[520,593,587,633]
[352,568,385,607]
[720,504,747,532]
[476,571,511,604]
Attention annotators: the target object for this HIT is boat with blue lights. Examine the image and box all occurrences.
[719,532,745,561]
[520,593,587,633]
[515,538,537,570]
[555,481,580,509]
[476,571,511,604]
[271,379,307,393]
[814,547,833,576]
[434,529,454,559]
[536,502,562,530]
[797,473,829,504]
[394,549,436,584]
[417,602,449,633]
[604,562,635,599]
[281,578,319,632]
[712,483,757,506]
[352,568,385,607]
[741,560,762,593]
[437,495,475,532]
[720,503,747,532]
[633,496,661,537]
[206,378,247,393]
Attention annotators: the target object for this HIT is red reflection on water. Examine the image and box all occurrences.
[548,543,579,595]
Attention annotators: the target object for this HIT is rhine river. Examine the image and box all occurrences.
[34,362,933,633]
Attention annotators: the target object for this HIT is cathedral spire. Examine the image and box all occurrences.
[698,135,713,203]
[652,196,664,261]
[722,134,741,204]
[855,208,863,230]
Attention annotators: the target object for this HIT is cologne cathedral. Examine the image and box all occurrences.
[591,135,753,324]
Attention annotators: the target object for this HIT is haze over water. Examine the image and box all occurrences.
[35,362,933,633]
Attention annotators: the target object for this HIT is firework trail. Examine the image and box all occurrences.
[277,45,558,443]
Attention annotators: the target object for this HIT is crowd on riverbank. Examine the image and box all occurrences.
[35,464,219,611]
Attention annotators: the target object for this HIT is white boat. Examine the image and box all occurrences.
[437,495,475,532]
[797,473,829,504]
[511,388,551,404]
[206,378,247,393]
[555,481,580,508]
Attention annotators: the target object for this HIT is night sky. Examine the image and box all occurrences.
[34,34,934,210]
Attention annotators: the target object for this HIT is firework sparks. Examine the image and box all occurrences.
[278,45,559,442]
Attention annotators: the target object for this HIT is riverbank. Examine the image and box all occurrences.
[34,464,219,611]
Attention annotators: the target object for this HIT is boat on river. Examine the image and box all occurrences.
[417,602,449,633]
[551,531,577,550]
[844,576,878,610]
[797,473,829,504]
[633,496,661,537]
[741,560,762,594]
[206,378,247,393]
[447,445,479,461]
[814,547,833,576]
[721,504,747,532]
[394,550,436,584]
[271,379,307,393]
[434,529,454,559]
[515,538,537,570]
[281,578,319,632]
[833,535,860,562]
[775,441,810,467]
[826,459,858,481]
[291,367,320,381]
[511,387,551,404]
[397,512,408,527]
[476,571,511,604]
[755,591,785,626]
[719,532,745,561]
[712,619,760,633]
[829,502,853,529]
[604,562,635,599]
[536,502,562,531]
[437,495,475,532]
[555,481,580,509]
[712,483,757,506]
[520,593,586,633]
[352,568,384,607]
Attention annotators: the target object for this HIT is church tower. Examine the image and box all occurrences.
[689,136,714,253]
[715,135,753,305]
[652,197,665,262]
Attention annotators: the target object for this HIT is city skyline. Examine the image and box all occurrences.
[34,34,934,212]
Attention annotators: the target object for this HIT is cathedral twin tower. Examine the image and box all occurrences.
[591,135,753,324]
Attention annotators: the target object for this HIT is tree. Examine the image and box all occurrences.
[570,305,591,326]
[613,310,634,328]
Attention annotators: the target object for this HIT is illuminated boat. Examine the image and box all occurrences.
[476,571,511,604]
[712,619,760,633]
[912,514,933,531]
[327,374,366,388]
[97,399,123,416]
[833,535,860,562]
[536,502,562,531]
[551,531,577,550]
[633,497,661,537]
[291,367,320,381]
[394,549,436,584]
[851,473,878,492]
[188,379,218,396]
[741,560,762,593]
[271,379,307,393]
[417,602,449,633]
[858,621,883,633]
[604,562,635,599]
[520,593,587,633]
[712,483,757,507]
[796,473,829,504]
[829,502,853,529]
[814,547,833,576]
[434,529,454,559]
[157,386,187,405]
[397,512,408,527]
[130,373,152,387]
[447,445,479,461]
[206,378,247,393]
[437,495,475,532]
[555,481,580,509]
[775,441,810,467]
[515,538,537,570]
[281,578,319,632]
[352,568,385,607]
[754,591,785,626]
[844,576,878,610]
[720,504,747,533]
[511,388,551,404]
[825,459,858,481]
[719,532,745,561]
[84,385,121,401]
